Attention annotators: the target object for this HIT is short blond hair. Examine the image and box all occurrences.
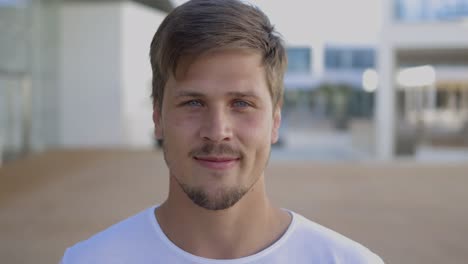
[149,0,287,110]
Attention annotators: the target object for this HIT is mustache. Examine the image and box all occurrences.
[189,143,243,158]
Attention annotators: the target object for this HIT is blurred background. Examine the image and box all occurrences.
[1,0,468,263]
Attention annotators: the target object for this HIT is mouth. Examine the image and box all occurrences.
[193,156,240,170]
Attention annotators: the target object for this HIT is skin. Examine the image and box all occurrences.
[153,49,291,259]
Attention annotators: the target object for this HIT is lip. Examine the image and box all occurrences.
[194,156,240,170]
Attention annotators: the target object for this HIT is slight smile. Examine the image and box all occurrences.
[194,156,240,170]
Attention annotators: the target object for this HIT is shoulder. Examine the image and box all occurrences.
[287,211,384,264]
[61,207,156,264]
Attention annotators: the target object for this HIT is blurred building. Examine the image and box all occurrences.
[0,0,172,164]
[250,0,382,140]
[282,44,376,131]
[284,45,376,89]
[377,0,468,160]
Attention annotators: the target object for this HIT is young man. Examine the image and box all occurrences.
[61,0,384,263]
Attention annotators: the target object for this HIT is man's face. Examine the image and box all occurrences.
[153,49,281,210]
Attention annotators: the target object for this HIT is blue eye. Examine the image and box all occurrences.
[185,100,203,107]
[233,100,250,108]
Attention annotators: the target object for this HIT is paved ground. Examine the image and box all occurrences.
[1,149,468,264]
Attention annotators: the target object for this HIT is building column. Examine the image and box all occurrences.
[427,84,437,113]
[376,43,396,160]
[462,85,468,111]
[448,89,457,112]
[417,86,424,124]
[404,87,410,122]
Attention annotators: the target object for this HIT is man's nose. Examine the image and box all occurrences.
[199,107,233,142]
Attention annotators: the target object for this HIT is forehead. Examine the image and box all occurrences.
[178,49,263,78]
[166,49,269,96]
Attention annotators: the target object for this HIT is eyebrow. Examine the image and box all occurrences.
[174,91,204,98]
[174,90,260,99]
[226,91,260,99]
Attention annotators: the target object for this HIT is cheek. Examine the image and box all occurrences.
[236,113,272,143]
[162,113,200,149]
[166,112,200,130]
[163,114,200,163]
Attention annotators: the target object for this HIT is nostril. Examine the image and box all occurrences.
[199,123,232,142]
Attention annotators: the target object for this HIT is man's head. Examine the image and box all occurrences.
[150,0,287,111]
[150,0,287,211]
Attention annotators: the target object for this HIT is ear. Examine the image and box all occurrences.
[153,104,163,140]
[271,105,282,144]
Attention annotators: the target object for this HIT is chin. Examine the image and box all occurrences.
[180,183,248,211]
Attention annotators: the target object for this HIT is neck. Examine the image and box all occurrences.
[155,175,291,259]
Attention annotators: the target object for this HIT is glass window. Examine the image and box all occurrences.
[325,49,345,69]
[326,47,375,70]
[351,49,375,69]
[395,0,468,22]
[325,49,337,69]
[286,47,311,73]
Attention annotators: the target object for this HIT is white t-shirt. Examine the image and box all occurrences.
[61,206,384,264]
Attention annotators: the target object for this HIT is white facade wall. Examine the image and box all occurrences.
[121,2,166,148]
[60,2,123,147]
[59,1,165,148]
[387,23,468,49]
